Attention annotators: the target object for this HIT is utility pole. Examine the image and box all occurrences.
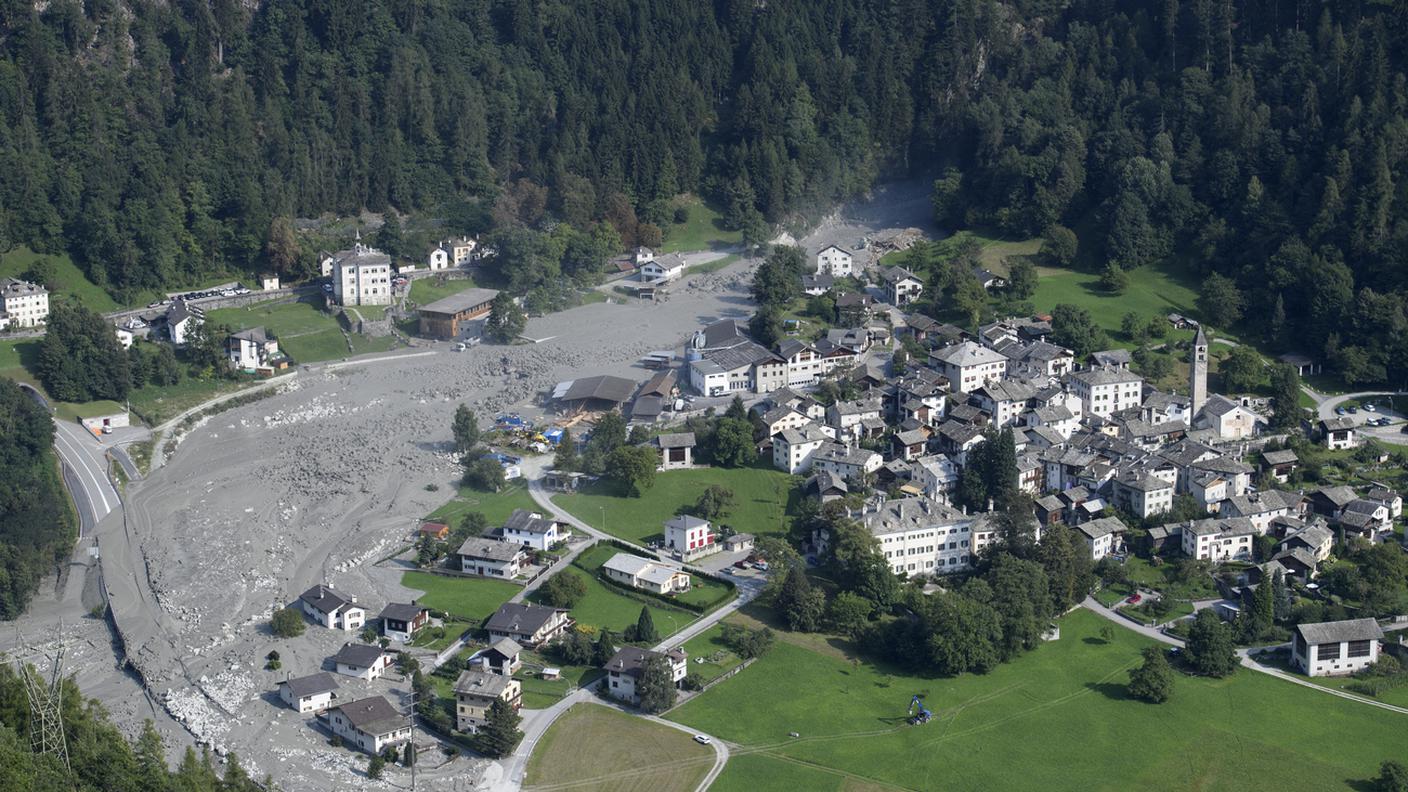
[15,635,71,777]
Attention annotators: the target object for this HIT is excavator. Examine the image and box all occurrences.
[907,694,933,725]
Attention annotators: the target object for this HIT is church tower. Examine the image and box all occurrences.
[1190,325,1208,419]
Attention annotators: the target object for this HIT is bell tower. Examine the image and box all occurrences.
[1190,325,1208,419]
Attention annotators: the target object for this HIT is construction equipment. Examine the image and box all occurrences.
[907,694,932,725]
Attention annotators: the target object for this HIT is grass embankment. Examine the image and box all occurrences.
[555,465,800,545]
[670,609,1402,792]
[524,703,714,792]
[408,276,482,306]
[206,298,397,364]
[0,247,123,312]
[659,196,742,253]
[529,566,694,639]
[399,571,518,622]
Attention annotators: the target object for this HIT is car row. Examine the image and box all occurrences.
[149,285,251,307]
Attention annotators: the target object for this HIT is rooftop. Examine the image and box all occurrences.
[1295,618,1384,646]
[420,287,502,316]
[330,696,408,736]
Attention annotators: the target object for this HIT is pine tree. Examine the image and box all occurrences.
[476,698,524,758]
[1186,610,1239,677]
[553,428,577,471]
[1127,645,1175,703]
[633,606,658,643]
[452,404,480,454]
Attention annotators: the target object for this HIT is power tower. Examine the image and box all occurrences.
[17,645,72,775]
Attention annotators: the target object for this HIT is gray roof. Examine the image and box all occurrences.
[377,602,427,622]
[330,696,408,736]
[776,425,829,446]
[1075,516,1129,541]
[1070,367,1142,386]
[230,326,272,343]
[300,584,357,616]
[895,428,928,446]
[813,441,880,468]
[807,469,849,494]
[485,603,566,636]
[420,288,502,316]
[1262,449,1299,466]
[863,498,969,537]
[486,637,523,658]
[930,341,1006,368]
[0,277,46,296]
[1294,618,1384,645]
[453,669,516,698]
[1090,349,1133,367]
[332,643,387,669]
[281,671,340,699]
[1177,517,1257,537]
[665,514,711,532]
[1225,490,1300,515]
[603,646,684,678]
[1315,485,1359,508]
[655,432,697,449]
[556,375,638,405]
[1319,416,1356,432]
[457,536,527,562]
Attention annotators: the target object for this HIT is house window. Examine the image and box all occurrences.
[1317,643,1342,661]
[1347,640,1373,658]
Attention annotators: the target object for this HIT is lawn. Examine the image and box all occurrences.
[0,247,122,312]
[555,465,800,545]
[1031,261,1203,340]
[399,571,519,622]
[408,275,480,306]
[408,618,473,652]
[127,376,253,426]
[670,609,1405,792]
[659,195,742,253]
[205,298,399,364]
[884,229,1042,275]
[0,337,42,387]
[525,703,715,792]
[530,567,694,639]
[679,621,745,685]
[517,674,575,709]
[572,543,736,613]
[685,254,740,277]
[54,399,127,423]
[425,481,539,529]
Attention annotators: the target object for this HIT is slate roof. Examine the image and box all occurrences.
[300,584,358,616]
[603,646,685,678]
[555,375,638,405]
[453,669,517,698]
[930,341,1006,368]
[421,288,501,316]
[330,696,408,736]
[281,672,340,699]
[456,537,526,562]
[1076,516,1129,541]
[377,603,426,622]
[1070,366,1142,386]
[1261,449,1299,466]
[862,498,968,537]
[485,603,567,636]
[655,432,696,449]
[332,643,387,669]
[1294,618,1384,646]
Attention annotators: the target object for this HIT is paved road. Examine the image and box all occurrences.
[21,382,124,537]
[1310,389,1408,445]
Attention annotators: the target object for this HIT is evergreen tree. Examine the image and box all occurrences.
[776,565,825,632]
[553,429,578,471]
[632,606,658,643]
[635,653,677,714]
[485,293,526,343]
[452,405,480,454]
[1127,645,1175,703]
[476,698,524,758]
[1037,524,1095,611]
[1185,610,1239,677]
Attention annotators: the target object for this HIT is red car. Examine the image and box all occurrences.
[1126,594,1142,604]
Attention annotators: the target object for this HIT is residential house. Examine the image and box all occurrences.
[467,638,524,677]
[457,537,529,578]
[1188,455,1254,497]
[1365,487,1403,520]
[724,533,755,553]
[880,266,924,306]
[1293,619,1383,677]
[426,240,450,270]
[325,696,411,755]
[686,320,785,397]
[756,405,810,438]
[815,245,854,276]
[663,515,718,559]
[810,442,884,481]
[892,428,930,462]
[827,396,884,439]
[635,247,655,267]
[858,498,995,576]
[260,274,281,290]
[331,643,394,681]
[1142,392,1192,426]
[1195,395,1264,440]
[165,301,204,346]
[972,379,1038,427]
[1260,449,1299,484]
[772,424,831,474]
[326,242,393,306]
[1178,517,1256,561]
[426,236,476,270]
[603,647,688,706]
[641,253,687,283]
[501,508,568,551]
[1076,516,1129,561]
[929,342,1008,393]
[1318,417,1358,450]
[377,603,430,643]
[453,669,522,732]
[226,327,285,371]
[834,292,875,325]
[485,603,573,647]
[802,273,835,296]
[1090,349,1132,370]
[1112,471,1175,519]
[278,672,340,714]
[298,585,366,632]
[1221,490,1302,535]
[1338,499,1392,538]
[776,339,826,387]
[654,432,696,470]
[1068,367,1143,418]
[807,469,849,502]
[419,521,450,541]
[1276,522,1334,562]
[601,553,691,595]
[0,278,49,327]
[1006,340,1075,379]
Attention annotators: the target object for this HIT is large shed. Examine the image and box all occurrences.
[551,375,638,413]
[419,287,500,339]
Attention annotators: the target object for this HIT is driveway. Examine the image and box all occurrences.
[1314,390,1408,444]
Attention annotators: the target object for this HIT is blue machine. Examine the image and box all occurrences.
[907,695,932,725]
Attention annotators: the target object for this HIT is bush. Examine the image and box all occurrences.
[270,607,306,638]
[540,572,589,608]
[673,206,690,225]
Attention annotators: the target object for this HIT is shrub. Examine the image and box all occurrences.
[270,607,306,638]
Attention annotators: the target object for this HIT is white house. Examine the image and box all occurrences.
[664,515,717,559]
[1075,516,1128,561]
[810,442,883,481]
[1112,472,1175,519]
[772,424,830,474]
[859,498,997,576]
[324,696,411,755]
[260,274,281,291]
[973,379,1038,427]
[165,301,204,346]
[278,672,340,714]
[603,646,688,706]
[1068,367,1143,418]
[634,247,655,266]
[1195,395,1264,440]
[815,245,854,277]
[1318,417,1358,451]
[929,342,1007,393]
[426,241,450,271]
[377,602,430,643]
[298,584,366,632]
[114,326,135,349]
[880,266,924,306]
[1293,619,1383,677]
[640,253,687,283]
[913,455,960,500]
[331,643,394,681]
[601,553,691,595]
[326,242,393,306]
[501,508,569,551]
[226,327,283,371]
[1178,517,1256,561]
[457,537,529,578]
[484,603,573,647]
[0,278,49,327]
[1221,490,1301,535]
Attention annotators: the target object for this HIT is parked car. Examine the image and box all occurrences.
[322,283,334,293]
[1365,403,1376,411]
[1335,407,1347,415]
[453,342,466,352]
[1126,594,1142,604]
[693,735,711,745]
[1348,406,1358,414]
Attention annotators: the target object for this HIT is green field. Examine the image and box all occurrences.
[399,572,519,622]
[206,298,397,364]
[54,399,127,423]
[425,481,539,528]
[524,703,715,792]
[0,337,42,386]
[659,196,742,253]
[1031,262,1202,337]
[0,247,123,312]
[409,276,481,306]
[128,376,254,426]
[530,566,694,639]
[670,609,1405,792]
[572,543,735,612]
[555,466,800,545]
[686,254,741,277]
[679,621,745,685]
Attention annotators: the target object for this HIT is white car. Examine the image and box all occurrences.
[1364,404,1376,412]
[453,342,466,352]
[693,735,711,745]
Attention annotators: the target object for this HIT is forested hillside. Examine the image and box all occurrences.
[0,378,75,618]
[2,1,1408,381]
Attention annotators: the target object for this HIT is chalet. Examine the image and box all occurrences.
[485,603,572,647]
[807,469,849,502]
[1293,619,1383,677]
[377,602,430,643]
[1260,449,1299,483]
[501,508,569,551]
[453,669,522,732]
[165,301,204,346]
[467,637,524,677]
[892,428,930,461]
[654,432,697,470]
[1221,490,1302,535]
[603,646,688,706]
[1317,417,1358,450]
[324,697,411,755]
[457,537,529,578]
[815,245,854,276]
[880,266,924,306]
[278,672,339,714]
[640,253,687,283]
[601,553,691,595]
[331,643,394,681]
[298,584,366,632]
[227,327,287,372]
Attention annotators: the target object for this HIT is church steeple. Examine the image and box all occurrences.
[1190,325,1208,420]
